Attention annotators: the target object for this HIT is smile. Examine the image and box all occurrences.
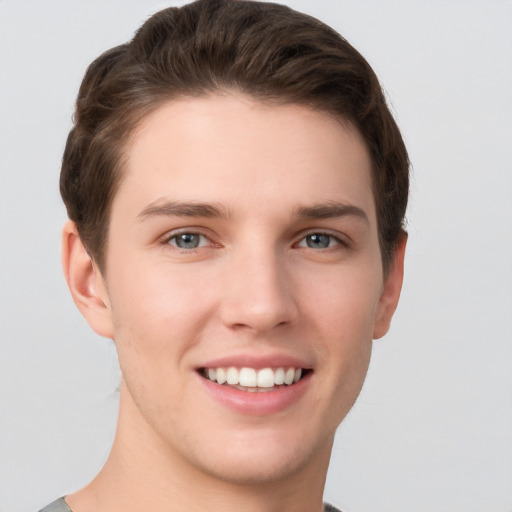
[200,366,307,392]
[197,362,312,415]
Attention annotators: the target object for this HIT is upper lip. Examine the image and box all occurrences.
[197,354,312,370]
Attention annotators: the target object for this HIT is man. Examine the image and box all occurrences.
[41,1,408,511]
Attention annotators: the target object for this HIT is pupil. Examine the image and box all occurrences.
[308,234,330,248]
[176,233,199,249]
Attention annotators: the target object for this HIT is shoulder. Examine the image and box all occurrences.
[39,497,341,512]
[38,497,72,512]
[323,503,343,512]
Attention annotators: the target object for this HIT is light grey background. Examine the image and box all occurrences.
[1,1,511,511]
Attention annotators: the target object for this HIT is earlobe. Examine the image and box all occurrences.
[62,220,114,339]
[373,231,407,340]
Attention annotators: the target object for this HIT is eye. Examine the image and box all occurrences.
[168,232,210,250]
[298,233,342,249]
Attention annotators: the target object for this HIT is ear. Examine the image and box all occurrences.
[62,220,114,339]
[373,231,407,339]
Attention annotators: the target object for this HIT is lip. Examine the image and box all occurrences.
[198,354,311,371]
[197,370,312,415]
[195,354,313,416]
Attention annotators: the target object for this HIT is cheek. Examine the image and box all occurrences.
[299,262,382,338]
[314,301,375,432]
[107,260,214,369]
[299,264,381,409]
[106,262,214,422]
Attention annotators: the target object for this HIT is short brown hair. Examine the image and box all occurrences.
[61,0,409,272]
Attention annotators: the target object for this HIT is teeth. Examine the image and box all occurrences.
[226,367,239,385]
[257,368,275,388]
[204,366,305,388]
[274,367,285,385]
[216,367,226,384]
[284,367,295,385]
[239,367,257,387]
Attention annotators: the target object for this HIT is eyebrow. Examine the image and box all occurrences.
[137,200,232,221]
[137,199,369,225]
[294,201,369,225]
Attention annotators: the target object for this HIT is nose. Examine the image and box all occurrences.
[219,245,299,334]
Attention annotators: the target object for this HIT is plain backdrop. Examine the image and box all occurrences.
[1,1,511,512]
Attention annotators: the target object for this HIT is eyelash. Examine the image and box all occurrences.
[162,231,214,252]
[295,232,346,251]
[161,230,347,253]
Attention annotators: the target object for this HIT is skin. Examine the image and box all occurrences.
[62,93,406,512]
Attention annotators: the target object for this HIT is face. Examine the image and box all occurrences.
[73,93,404,487]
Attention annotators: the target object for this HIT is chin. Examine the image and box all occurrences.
[181,424,335,487]
[196,446,319,486]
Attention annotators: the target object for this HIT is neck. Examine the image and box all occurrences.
[67,385,332,512]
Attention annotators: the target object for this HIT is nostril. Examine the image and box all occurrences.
[218,265,299,333]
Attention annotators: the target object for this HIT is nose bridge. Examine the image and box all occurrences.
[220,240,297,332]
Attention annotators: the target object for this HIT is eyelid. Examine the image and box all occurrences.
[160,228,217,248]
[295,229,350,248]
[158,227,349,250]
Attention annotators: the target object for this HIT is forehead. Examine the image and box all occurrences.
[116,93,376,223]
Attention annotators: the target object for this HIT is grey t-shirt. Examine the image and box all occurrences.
[39,497,342,512]
[38,498,72,512]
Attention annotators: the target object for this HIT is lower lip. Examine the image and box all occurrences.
[197,372,312,415]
